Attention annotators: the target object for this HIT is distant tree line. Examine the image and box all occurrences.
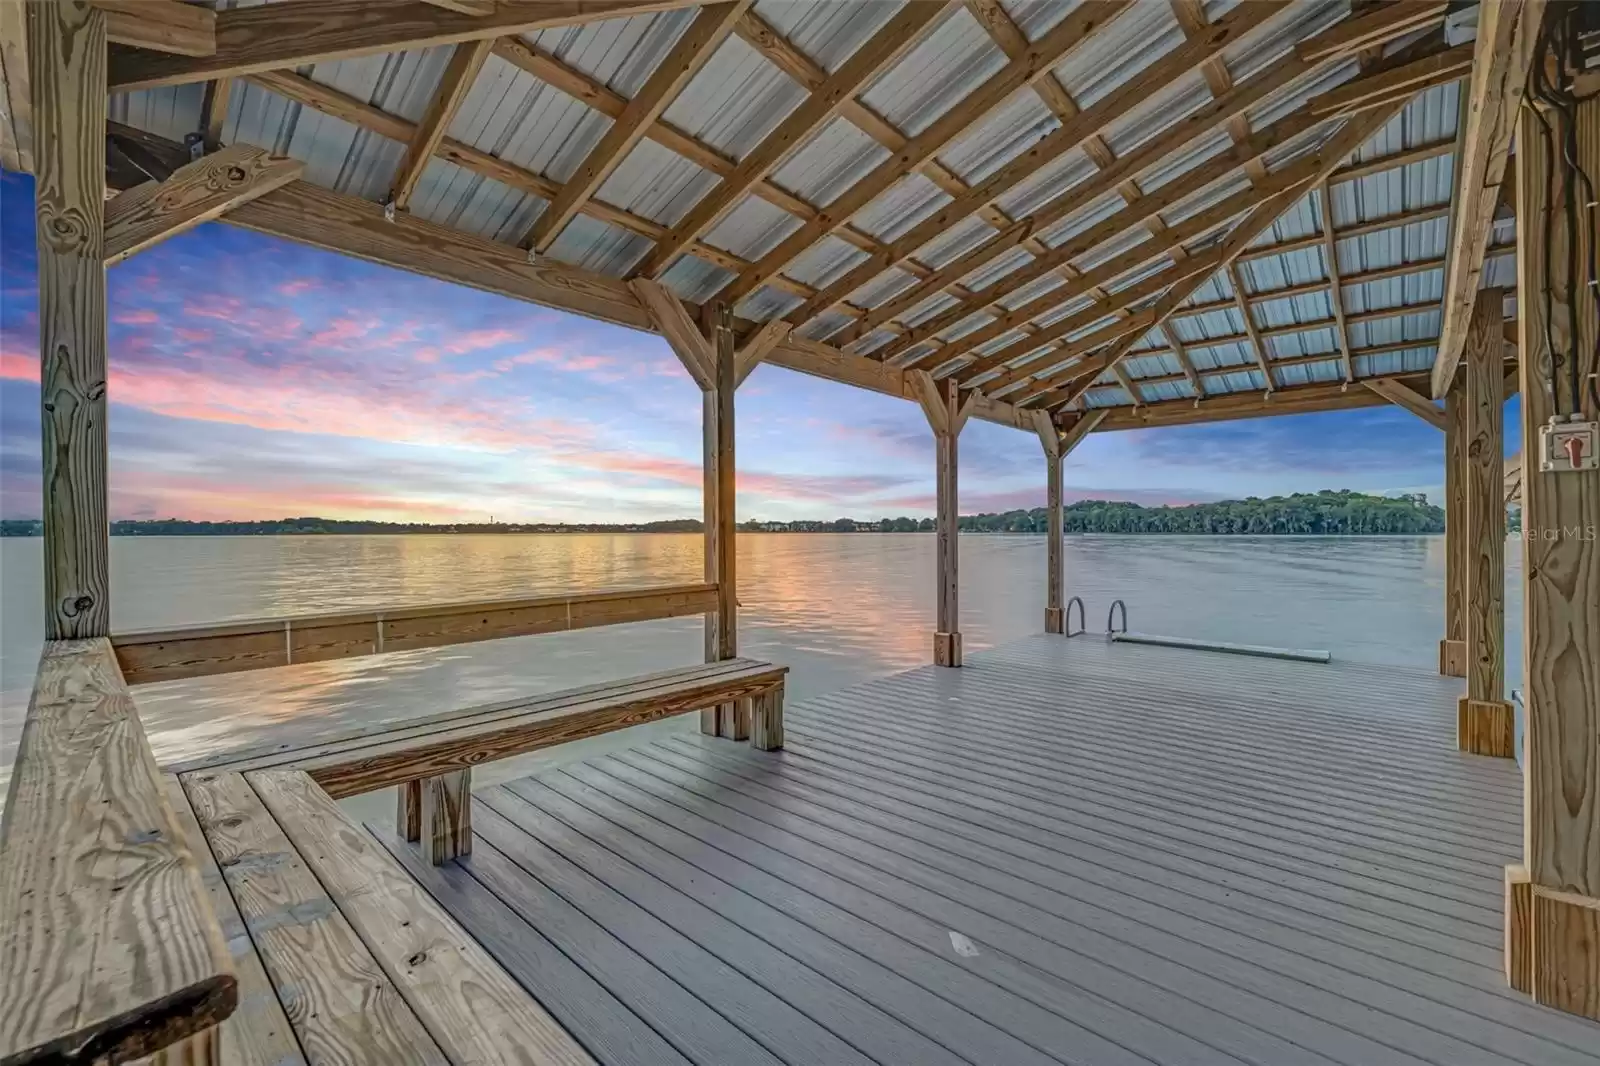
[0,491,1450,538]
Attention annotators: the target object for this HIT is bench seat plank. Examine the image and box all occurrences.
[167,660,768,779]
[248,770,594,1066]
[183,771,447,1065]
[0,639,235,1065]
[135,778,307,1066]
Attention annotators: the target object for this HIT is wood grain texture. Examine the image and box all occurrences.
[146,777,306,1066]
[248,770,595,1064]
[1505,865,1532,993]
[630,278,711,389]
[526,1,751,252]
[932,377,961,666]
[397,780,422,843]
[0,639,235,1065]
[1362,378,1446,429]
[708,305,740,737]
[1431,0,1544,396]
[1045,447,1063,632]
[104,143,303,266]
[734,319,789,388]
[637,0,953,277]
[31,0,108,641]
[182,771,447,1065]
[0,0,32,173]
[113,582,717,684]
[296,665,788,797]
[1094,375,1412,431]
[108,0,717,91]
[1515,93,1600,904]
[93,0,215,56]
[387,37,491,211]
[198,77,231,153]
[1441,381,1467,676]
[1531,887,1600,1021]
[1457,698,1515,759]
[420,770,472,865]
[1464,288,1507,704]
[749,680,784,752]
[138,1025,220,1066]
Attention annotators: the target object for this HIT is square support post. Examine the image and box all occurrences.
[1506,85,1600,1022]
[704,303,745,737]
[914,373,967,667]
[32,0,109,640]
[1439,381,1468,676]
[1458,287,1513,756]
[1044,447,1064,634]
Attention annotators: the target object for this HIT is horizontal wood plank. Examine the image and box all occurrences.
[113,582,718,684]
[0,640,235,1065]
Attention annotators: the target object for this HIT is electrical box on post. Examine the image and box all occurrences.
[1538,417,1600,473]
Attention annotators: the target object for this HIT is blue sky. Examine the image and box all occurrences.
[0,168,1462,523]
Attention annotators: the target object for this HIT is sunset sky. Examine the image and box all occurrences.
[0,169,1461,524]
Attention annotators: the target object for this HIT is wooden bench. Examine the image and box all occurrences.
[168,658,787,863]
[163,768,593,1065]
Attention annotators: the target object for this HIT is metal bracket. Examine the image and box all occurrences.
[383,198,397,223]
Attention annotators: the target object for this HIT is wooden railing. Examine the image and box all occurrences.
[112,582,720,685]
[0,639,236,1064]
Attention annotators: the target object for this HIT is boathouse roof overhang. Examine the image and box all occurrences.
[4,0,1552,435]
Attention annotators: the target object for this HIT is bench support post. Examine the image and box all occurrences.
[404,769,470,865]
[749,680,784,751]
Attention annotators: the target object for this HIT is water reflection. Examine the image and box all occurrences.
[0,533,1522,806]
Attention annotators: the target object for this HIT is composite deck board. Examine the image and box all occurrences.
[423,637,1600,1066]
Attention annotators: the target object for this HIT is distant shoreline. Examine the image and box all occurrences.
[0,492,1449,537]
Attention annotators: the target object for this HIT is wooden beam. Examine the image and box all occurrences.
[1361,378,1446,429]
[718,0,1132,306]
[1227,261,1275,392]
[911,370,951,437]
[1431,0,1545,397]
[104,143,303,266]
[1091,373,1426,431]
[919,374,964,667]
[852,22,1466,364]
[1512,83,1600,1020]
[1042,99,1408,413]
[1317,181,1355,382]
[524,1,751,253]
[388,37,491,211]
[0,639,236,1065]
[113,583,719,685]
[31,0,109,641]
[421,0,498,13]
[794,1,1281,337]
[93,0,215,57]
[1441,380,1468,676]
[1039,411,1066,634]
[704,303,741,737]
[198,76,231,152]
[734,319,789,387]
[1297,1,1446,62]
[630,277,713,389]
[1159,321,1205,398]
[0,0,31,173]
[1459,286,1512,756]
[109,0,717,91]
[636,0,953,278]
[1057,408,1106,456]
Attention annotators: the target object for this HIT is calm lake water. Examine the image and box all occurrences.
[0,533,1523,817]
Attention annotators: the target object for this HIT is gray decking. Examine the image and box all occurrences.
[379,635,1600,1066]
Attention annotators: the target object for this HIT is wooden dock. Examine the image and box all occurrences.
[377,635,1600,1066]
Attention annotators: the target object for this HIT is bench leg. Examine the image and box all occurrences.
[397,779,422,842]
[418,769,472,865]
[750,681,784,752]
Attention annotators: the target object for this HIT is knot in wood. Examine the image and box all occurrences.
[407,951,427,967]
[62,594,95,617]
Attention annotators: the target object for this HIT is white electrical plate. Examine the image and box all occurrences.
[1538,419,1600,473]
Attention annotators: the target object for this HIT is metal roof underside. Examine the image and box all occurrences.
[108,0,1508,418]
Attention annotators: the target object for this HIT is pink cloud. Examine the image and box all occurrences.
[278,279,316,296]
[115,309,159,325]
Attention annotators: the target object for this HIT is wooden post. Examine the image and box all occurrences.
[420,769,471,865]
[914,373,969,667]
[396,779,421,842]
[1458,287,1513,757]
[1439,381,1468,676]
[705,303,745,737]
[1044,446,1064,634]
[1508,83,1600,1021]
[32,0,109,640]
[748,679,784,752]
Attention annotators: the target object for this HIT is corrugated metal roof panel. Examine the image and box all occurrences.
[942,91,1056,185]
[706,194,802,263]
[858,5,1001,137]
[770,116,887,216]
[855,173,950,242]
[661,35,803,158]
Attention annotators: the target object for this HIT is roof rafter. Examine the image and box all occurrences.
[1170,0,1266,183]
[1159,321,1206,398]
[523,0,752,254]
[1094,371,1438,431]
[109,0,719,91]
[866,39,1470,366]
[1036,99,1412,413]
[1430,0,1545,397]
[1316,181,1355,383]
[387,37,492,211]
[635,0,957,279]
[1226,261,1277,393]
[794,1,1285,341]
[716,0,1136,306]
[93,0,215,57]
